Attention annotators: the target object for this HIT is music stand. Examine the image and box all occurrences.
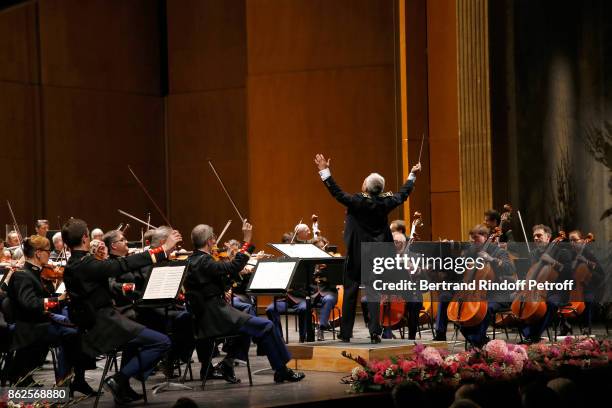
[267,244,345,342]
[137,261,193,394]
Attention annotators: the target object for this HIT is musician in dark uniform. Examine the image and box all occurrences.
[520,224,572,343]
[6,235,95,394]
[315,153,421,342]
[457,225,515,347]
[62,219,179,404]
[184,221,305,384]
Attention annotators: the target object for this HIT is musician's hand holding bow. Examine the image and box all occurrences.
[242,219,253,243]
[162,230,183,255]
[410,162,422,173]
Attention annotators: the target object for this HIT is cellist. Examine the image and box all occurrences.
[457,225,515,347]
[520,224,572,343]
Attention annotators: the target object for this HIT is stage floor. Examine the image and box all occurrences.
[21,318,610,407]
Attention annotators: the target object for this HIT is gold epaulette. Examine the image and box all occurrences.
[379,191,393,197]
[360,192,371,198]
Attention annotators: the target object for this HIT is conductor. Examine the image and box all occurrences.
[315,154,421,343]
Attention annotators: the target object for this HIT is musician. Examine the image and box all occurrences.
[484,210,513,243]
[6,231,23,260]
[6,235,96,394]
[35,219,50,238]
[566,230,603,334]
[90,228,104,241]
[129,225,195,377]
[184,221,305,383]
[390,220,407,236]
[50,232,69,261]
[62,218,178,404]
[294,224,312,243]
[457,225,515,347]
[311,236,339,341]
[315,153,421,342]
[265,223,315,342]
[520,224,572,343]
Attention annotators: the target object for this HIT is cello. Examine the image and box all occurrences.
[447,227,501,327]
[559,232,595,318]
[511,231,567,324]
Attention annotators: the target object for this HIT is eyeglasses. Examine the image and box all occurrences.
[112,238,128,244]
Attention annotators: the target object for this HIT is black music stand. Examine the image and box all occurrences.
[266,244,345,342]
[137,261,193,394]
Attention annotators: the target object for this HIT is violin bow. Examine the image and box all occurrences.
[128,165,173,228]
[516,210,531,254]
[6,200,23,247]
[208,160,245,223]
[216,220,233,244]
[290,218,303,244]
[117,209,159,230]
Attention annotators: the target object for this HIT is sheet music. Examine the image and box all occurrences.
[55,282,65,294]
[249,261,297,290]
[270,243,332,259]
[142,265,185,300]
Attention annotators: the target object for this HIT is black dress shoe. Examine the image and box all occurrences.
[70,380,100,397]
[370,334,382,344]
[200,367,224,381]
[103,376,133,404]
[274,367,306,383]
[125,385,144,401]
[433,333,447,341]
[337,334,351,342]
[217,360,241,384]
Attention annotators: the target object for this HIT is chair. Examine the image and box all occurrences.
[201,334,252,389]
[93,347,147,408]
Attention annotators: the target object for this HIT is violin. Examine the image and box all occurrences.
[41,264,64,280]
[511,231,566,324]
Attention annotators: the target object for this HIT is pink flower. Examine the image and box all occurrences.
[400,360,417,372]
[484,339,509,361]
[420,346,444,366]
[373,373,386,385]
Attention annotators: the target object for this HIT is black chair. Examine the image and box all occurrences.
[93,347,147,408]
[201,334,252,389]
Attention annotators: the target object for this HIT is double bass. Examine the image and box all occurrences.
[511,231,566,324]
[447,228,501,327]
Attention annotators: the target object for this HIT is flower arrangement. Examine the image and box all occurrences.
[343,337,612,393]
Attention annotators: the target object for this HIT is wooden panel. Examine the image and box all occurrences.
[39,0,160,94]
[0,82,38,230]
[457,0,493,237]
[42,87,165,233]
[430,192,462,241]
[401,0,432,239]
[288,340,447,373]
[247,0,394,75]
[427,0,461,241]
[247,67,400,251]
[0,2,38,83]
[167,0,246,93]
[167,90,248,245]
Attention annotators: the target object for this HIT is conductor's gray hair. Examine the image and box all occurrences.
[151,226,173,248]
[191,224,214,249]
[364,173,385,195]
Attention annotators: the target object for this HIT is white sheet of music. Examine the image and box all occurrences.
[249,261,297,290]
[55,282,65,294]
[270,243,332,259]
[142,265,185,300]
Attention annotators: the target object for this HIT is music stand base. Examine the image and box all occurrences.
[152,381,193,394]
